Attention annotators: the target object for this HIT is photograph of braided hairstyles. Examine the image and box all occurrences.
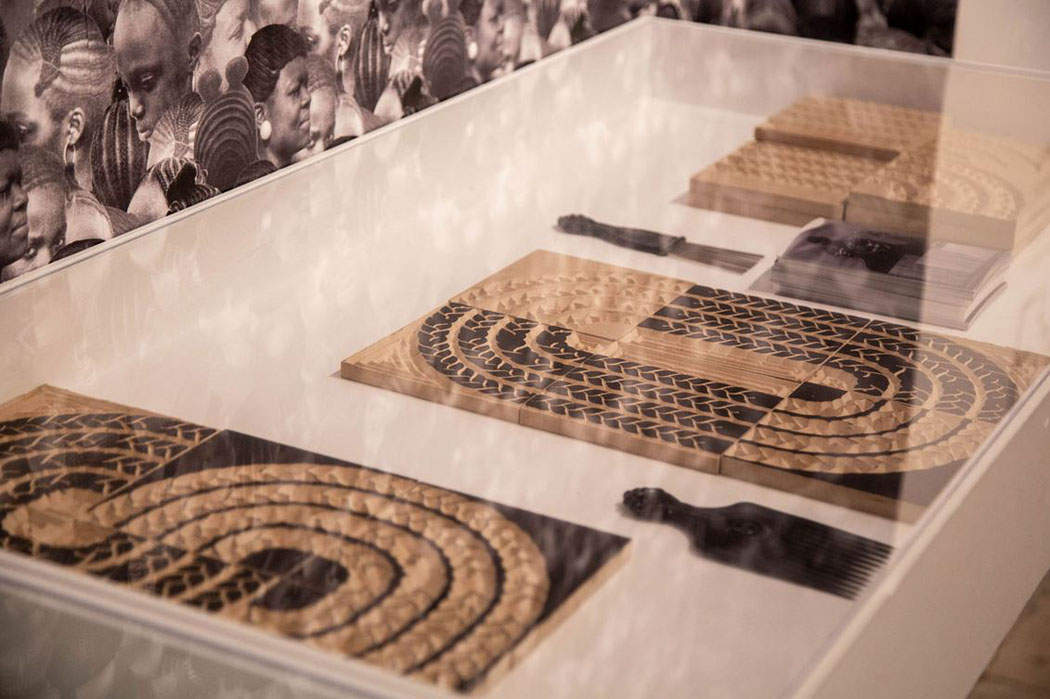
[0,0,959,283]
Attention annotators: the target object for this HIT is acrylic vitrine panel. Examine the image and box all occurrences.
[845,127,1050,250]
[686,91,1050,252]
[0,386,629,694]
[342,251,1050,520]
[4,17,1050,699]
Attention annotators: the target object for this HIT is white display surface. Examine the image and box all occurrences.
[2,19,1050,698]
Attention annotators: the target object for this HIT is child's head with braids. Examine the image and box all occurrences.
[113,0,202,144]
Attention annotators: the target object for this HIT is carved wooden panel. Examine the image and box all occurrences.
[754,96,946,161]
[0,386,629,693]
[686,96,1050,251]
[846,128,1050,249]
[342,251,1049,519]
[687,140,885,225]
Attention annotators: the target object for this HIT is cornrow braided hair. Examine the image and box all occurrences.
[10,8,115,144]
[353,2,389,112]
[233,158,276,188]
[195,58,257,192]
[148,156,205,192]
[167,180,220,213]
[151,92,205,163]
[35,0,116,38]
[243,24,309,102]
[147,157,219,213]
[12,8,111,98]
[125,0,201,45]
[320,0,371,33]
[91,98,149,209]
[422,11,470,101]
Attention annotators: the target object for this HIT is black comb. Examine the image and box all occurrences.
[622,488,893,599]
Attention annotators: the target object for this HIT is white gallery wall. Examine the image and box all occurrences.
[956,0,1050,71]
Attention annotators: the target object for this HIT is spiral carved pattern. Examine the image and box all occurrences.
[90,459,550,689]
[0,389,625,692]
[342,251,1049,512]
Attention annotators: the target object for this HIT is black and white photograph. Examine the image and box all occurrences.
[0,0,959,284]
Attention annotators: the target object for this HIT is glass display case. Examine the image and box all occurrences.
[3,18,1050,698]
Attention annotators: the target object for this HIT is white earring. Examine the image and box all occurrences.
[468,41,478,61]
[259,120,272,141]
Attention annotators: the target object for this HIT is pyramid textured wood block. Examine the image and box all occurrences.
[341,251,1050,520]
[687,96,1050,250]
[687,140,885,225]
[845,128,1050,249]
[754,95,946,161]
[0,386,629,693]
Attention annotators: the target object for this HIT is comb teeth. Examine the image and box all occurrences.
[779,521,893,599]
[622,488,894,599]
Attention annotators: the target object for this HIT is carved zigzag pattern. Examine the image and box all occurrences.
[184,566,272,613]
[0,413,215,444]
[650,288,1028,424]
[417,302,548,404]
[142,556,227,598]
[0,468,130,508]
[639,315,839,367]
[861,323,1022,420]
[664,291,866,341]
[0,527,138,567]
[0,431,195,465]
[385,272,1044,477]
[533,327,774,421]
[524,394,734,454]
[681,285,871,329]
[417,303,777,453]
[539,382,751,440]
[553,365,769,423]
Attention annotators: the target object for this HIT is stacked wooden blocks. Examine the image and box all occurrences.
[688,96,1050,250]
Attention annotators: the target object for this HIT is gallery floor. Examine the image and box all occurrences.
[971,568,1050,698]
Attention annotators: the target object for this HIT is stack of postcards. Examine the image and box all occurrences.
[770,220,1009,329]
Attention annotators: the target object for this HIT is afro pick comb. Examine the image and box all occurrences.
[622,487,893,599]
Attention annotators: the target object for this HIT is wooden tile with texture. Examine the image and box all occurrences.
[341,251,1050,519]
[0,386,629,694]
